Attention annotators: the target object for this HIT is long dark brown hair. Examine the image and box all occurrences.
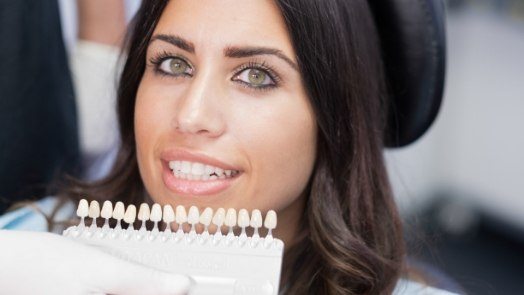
[57,0,405,294]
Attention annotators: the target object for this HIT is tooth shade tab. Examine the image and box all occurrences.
[176,205,187,224]
[76,199,89,218]
[150,203,162,222]
[162,205,175,223]
[264,210,277,230]
[137,204,149,234]
[111,201,125,230]
[149,203,162,233]
[88,201,100,218]
[124,205,137,224]
[238,209,249,241]
[238,209,250,228]
[101,201,113,219]
[199,207,213,226]
[100,201,113,230]
[225,208,237,227]
[188,206,200,224]
[138,203,150,221]
[113,201,125,220]
[212,208,226,226]
[250,210,262,228]
[264,210,277,238]
[162,206,174,235]
[76,199,89,228]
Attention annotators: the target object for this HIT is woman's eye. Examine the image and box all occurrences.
[235,68,275,87]
[158,57,192,76]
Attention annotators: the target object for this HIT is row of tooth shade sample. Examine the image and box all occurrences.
[63,199,285,294]
[75,199,277,239]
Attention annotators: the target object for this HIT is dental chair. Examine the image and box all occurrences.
[369,0,446,147]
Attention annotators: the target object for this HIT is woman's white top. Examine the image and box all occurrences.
[0,197,459,295]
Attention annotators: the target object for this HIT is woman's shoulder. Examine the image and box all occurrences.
[0,196,75,232]
[393,278,461,295]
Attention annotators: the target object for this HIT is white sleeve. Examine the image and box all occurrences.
[0,197,74,233]
[69,40,121,158]
[393,278,461,295]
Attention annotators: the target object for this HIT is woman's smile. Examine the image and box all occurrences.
[160,148,243,196]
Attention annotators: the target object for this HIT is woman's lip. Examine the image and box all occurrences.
[160,148,242,171]
[161,161,241,196]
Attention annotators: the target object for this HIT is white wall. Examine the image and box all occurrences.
[387,8,524,230]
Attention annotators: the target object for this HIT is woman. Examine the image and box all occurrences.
[0,0,454,294]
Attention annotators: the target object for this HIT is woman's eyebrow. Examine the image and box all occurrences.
[149,34,298,71]
[149,34,195,53]
[224,46,298,71]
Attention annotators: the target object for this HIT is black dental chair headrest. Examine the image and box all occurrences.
[369,0,446,147]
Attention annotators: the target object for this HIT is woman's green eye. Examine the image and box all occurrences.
[248,69,266,85]
[236,68,274,87]
[159,57,192,76]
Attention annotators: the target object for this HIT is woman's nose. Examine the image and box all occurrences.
[171,73,226,138]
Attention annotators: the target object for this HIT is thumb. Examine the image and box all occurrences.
[100,260,192,295]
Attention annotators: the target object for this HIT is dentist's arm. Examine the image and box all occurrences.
[0,230,191,295]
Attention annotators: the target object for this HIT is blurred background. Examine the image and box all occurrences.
[387,0,524,293]
[0,0,522,294]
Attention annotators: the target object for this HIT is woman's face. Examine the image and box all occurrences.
[135,0,317,241]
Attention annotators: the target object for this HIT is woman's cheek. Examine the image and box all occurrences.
[134,83,166,191]
[235,97,316,211]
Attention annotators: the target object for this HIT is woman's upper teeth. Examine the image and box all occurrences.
[168,160,238,177]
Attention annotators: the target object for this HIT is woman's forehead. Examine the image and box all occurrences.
[152,0,295,59]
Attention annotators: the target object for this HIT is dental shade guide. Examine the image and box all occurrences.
[63,199,284,295]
